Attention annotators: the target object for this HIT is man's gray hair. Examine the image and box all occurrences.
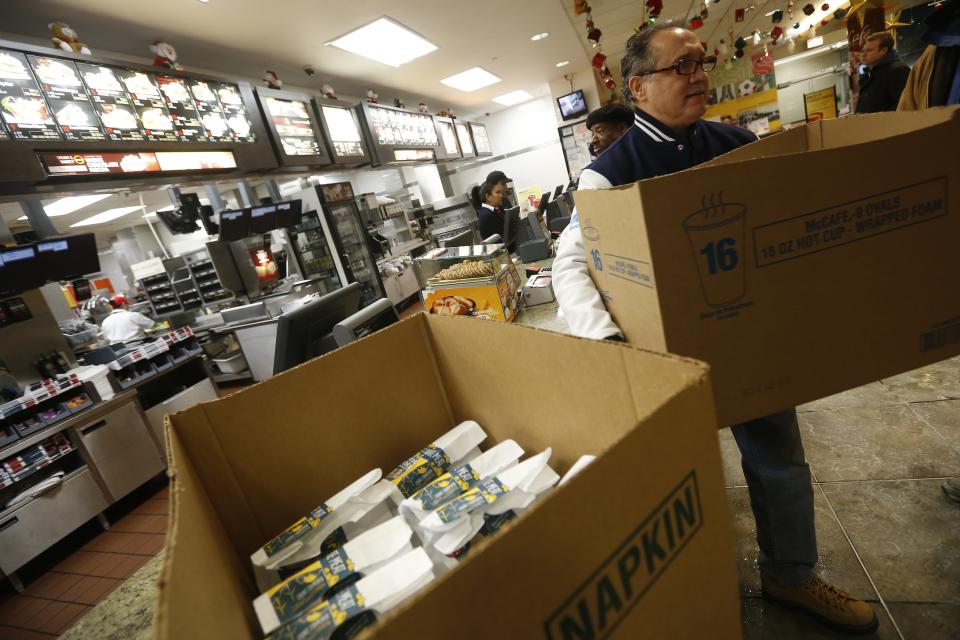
[620,22,690,103]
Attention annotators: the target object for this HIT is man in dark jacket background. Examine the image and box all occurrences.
[856,32,911,112]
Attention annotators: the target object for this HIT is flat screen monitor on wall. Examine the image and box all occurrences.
[557,90,588,121]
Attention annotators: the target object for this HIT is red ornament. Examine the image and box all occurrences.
[735,49,745,58]
[587,27,602,44]
[735,8,745,21]
[646,0,663,17]
[771,25,784,43]
[591,52,607,69]
[821,17,830,25]
[603,75,617,90]
[821,3,829,10]
[802,3,815,15]
[690,16,704,29]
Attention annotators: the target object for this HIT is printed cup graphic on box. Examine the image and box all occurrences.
[683,194,747,307]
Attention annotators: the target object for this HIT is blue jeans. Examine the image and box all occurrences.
[731,408,817,587]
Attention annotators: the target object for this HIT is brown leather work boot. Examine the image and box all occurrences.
[761,572,879,634]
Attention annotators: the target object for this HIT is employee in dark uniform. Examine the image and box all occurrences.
[472,181,513,250]
[553,22,878,634]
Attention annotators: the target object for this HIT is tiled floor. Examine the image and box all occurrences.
[723,356,960,639]
[0,478,168,638]
[0,358,958,638]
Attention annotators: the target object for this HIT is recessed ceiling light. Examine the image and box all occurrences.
[70,206,143,227]
[493,90,534,106]
[440,67,501,92]
[18,193,113,220]
[531,32,549,41]
[327,17,438,67]
[555,60,570,68]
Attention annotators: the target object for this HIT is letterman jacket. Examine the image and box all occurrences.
[552,108,757,340]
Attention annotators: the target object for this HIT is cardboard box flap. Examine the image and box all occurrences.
[166,315,455,558]
[571,185,669,353]
[424,315,707,467]
[703,106,960,169]
[156,427,257,640]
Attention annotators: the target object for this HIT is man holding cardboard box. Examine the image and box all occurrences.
[552,23,879,633]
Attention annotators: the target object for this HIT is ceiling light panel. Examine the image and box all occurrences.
[493,90,533,106]
[556,60,570,68]
[327,17,438,67]
[531,32,549,41]
[440,67,501,92]
[70,206,143,227]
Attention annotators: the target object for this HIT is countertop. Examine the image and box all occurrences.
[59,283,567,640]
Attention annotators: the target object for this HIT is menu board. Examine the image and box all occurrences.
[320,105,364,158]
[214,82,255,142]
[39,150,237,176]
[265,97,321,156]
[77,63,144,141]
[28,56,105,141]
[0,50,61,140]
[188,79,232,142]
[437,120,459,156]
[156,75,207,142]
[455,122,475,155]
[470,123,491,154]
[116,69,178,142]
[367,105,437,147]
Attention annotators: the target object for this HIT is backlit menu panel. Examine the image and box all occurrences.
[367,105,437,147]
[437,120,459,156]
[28,56,105,141]
[116,69,177,142]
[156,75,207,142]
[455,122,475,156]
[77,63,144,141]
[470,123,491,154]
[188,79,232,142]
[214,82,255,142]
[265,97,321,156]
[320,104,365,158]
[0,50,60,140]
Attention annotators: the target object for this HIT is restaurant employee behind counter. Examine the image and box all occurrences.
[471,178,515,252]
[100,296,154,344]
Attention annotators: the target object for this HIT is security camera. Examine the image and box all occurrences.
[303,65,318,76]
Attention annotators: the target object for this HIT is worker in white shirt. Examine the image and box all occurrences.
[100,296,154,344]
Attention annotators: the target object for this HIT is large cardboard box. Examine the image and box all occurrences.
[574,107,960,426]
[156,315,740,639]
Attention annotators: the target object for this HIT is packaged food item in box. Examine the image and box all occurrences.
[254,516,414,635]
[422,264,520,322]
[267,547,435,640]
[251,469,383,572]
[399,439,524,521]
[383,420,486,501]
[418,449,559,559]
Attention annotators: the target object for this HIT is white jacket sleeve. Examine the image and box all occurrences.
[552,169,622,340]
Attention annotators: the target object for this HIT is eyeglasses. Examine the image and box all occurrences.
[640,56,718,77]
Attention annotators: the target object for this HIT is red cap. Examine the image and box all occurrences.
[111,295,129,308]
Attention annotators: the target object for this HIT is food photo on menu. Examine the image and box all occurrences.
[0,51,31,80]
[157,76,192,104]
[97,102,139,130]
[139,107,174,130]
[190,80,218,105]
[31,57,81,87]
[202,111,229,137]
[216,84,242,107]
[79,65,124,94]
[120,70,160,98]
[226,114,251,138]
[119,153,160,173]
[51,101,95,126]
[1,96,53,124]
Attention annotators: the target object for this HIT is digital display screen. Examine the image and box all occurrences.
[116,69,178,142]
[38,150,237,176]
[0,50,61,140]
[214,82,255,142]
[249,204,277,234]
[266,97,322,156]
[393,149,435,162]
[189,79,233,142]
[437,121,459,156]
[455,122,475,156]
[367,105,437,147]
[28,56,105,141]
[77,63,144,141]
[320,105,364,158]
[470,123,491,154]
[557,89,588,121]
[218,208,250,241]
[276,200,303,227]
[156,75,207,141]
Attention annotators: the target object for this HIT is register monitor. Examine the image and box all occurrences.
[332,298,399,347]
[272,282,363,375]
[501,206,521,251]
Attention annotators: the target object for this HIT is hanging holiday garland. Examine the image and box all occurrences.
[574,1,618,96]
